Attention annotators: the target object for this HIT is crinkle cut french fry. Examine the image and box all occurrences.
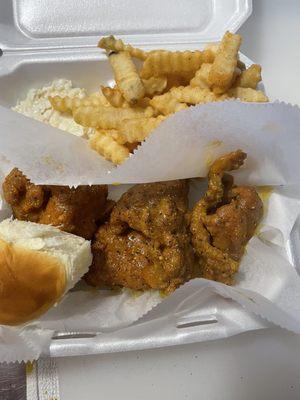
[49,93,110,113]
[99,129,127,144]
[228,87,268,102]
[101,87,153,110]
[170,86,224,104]
[89,130,129,164]
[49,96,82,113]
[73,105,147,128]
[208,31,242,93]
[202,49,215,63]
[101,86,129,108]
[137,97,151,108]
[190,63,212,88]
[109,51,145,103]
[98,35,147,60]
[205,42,245,70]
[142,77,167,96]
[234,64,262,89]
[142,106,156,118]
[88,91,112,106]
[204,43,219,54]
[81,93,112,107]
[165,74,190,90]
[140,50,214,79]
[140,51,198,79]
[149,93,188,115]
[73,106,101,127]
[102,129,123,143]
[118,116,166,143]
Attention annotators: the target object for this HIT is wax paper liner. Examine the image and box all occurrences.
[1,101,300,361]
[1,101,300,186]
[1,183,300,362]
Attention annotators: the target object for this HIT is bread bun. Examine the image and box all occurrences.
[0,219,92,325]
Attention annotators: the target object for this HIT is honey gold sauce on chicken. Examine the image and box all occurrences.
[2,150,263,294]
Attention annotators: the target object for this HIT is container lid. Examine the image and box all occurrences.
[0,0,251,52]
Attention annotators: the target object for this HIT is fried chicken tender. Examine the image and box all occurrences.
[85,181,198,292]
[190,150,263,285]
[2,168,108,240]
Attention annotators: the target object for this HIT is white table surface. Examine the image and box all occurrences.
[58,1,300,399]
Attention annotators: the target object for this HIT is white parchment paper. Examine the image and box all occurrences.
[1,101,300,186]
[1,101,300,362]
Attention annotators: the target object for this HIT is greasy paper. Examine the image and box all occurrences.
[1,101,300,362]
[1,101,300,186]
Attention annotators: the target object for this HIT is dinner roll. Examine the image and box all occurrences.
[0,219,92,325]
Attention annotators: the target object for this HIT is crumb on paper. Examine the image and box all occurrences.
[12,79,95,139]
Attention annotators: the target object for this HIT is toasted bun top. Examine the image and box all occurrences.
[0,237,66,325]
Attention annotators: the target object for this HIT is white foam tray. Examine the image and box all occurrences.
[0,0,276,358]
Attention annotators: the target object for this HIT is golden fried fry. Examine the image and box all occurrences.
[49,92,110,113]
[97,129,125,144]
[136,97,151,108]
[203,49,216,63]
[73,105,147,128]
[170,86,226,104]
[101,86,129,108]
[149,92,188,115]
[205,42,245,70]
[87,91,112,106]
[89,130,129,164]
[140,50,213,79]
[228,87,268,102]
[88,91,110,107]
[49,96,82,113]
[140,106,155,117]
[234,64,262,89]
[109,51,145,103]
[82,95,108,107]
[83,31,267,165]
[208,31,242,94]
[142,77,167,96]
[204,43,219,54]
[189,63,212,88]
[98,35,147,60]
[101,86,154,111]
[118,116,166,143]
[165,74,190,90]
[102,116,165,145]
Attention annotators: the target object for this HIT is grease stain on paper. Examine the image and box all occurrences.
[204,140,223,168]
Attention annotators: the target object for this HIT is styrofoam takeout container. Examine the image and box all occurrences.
[0,0,278,358]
